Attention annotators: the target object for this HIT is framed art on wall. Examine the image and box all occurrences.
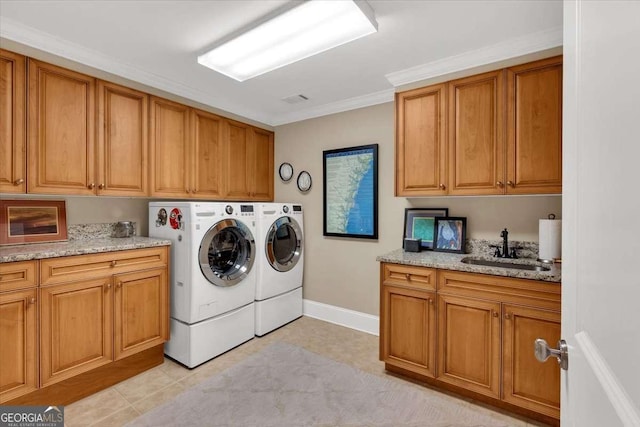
[433,217,467,254]
[403,208,449,250]
[323,144,378,239]
[0,199,68,245]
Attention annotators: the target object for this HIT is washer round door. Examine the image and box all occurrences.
[266,216,303,272]
[199,219,256,287]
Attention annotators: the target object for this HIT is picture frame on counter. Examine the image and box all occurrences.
[434,217,467,254]
[0,199,68,245]
[403,208,448,250]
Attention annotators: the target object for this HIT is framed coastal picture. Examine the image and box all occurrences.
[402,208,449,250]
[323,144,378,239]
[433,217,467,254]
[0,200,68,245]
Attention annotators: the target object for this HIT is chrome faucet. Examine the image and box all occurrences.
[492,228,518,258]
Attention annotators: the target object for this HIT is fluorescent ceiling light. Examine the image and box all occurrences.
[198,0,378,82]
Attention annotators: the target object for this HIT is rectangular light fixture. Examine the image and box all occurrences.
[197,0,378,82]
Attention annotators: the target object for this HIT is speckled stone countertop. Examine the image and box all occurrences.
[377,249,561,283]
[0,237,171,263]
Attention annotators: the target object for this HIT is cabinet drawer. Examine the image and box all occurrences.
[0,261,37,292]
[40,247,168,286]
[381,263,436,291]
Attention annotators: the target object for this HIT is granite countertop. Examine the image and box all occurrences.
[377,249,561,283]
[0,237,172,263]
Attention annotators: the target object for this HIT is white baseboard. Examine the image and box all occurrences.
[303,299,379,336]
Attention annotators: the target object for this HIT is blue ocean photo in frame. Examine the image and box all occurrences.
[323,144,378,239]
[403,208,449,250]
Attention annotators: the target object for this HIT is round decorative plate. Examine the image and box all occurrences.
[297,171,312,192]
[278,162,294,182]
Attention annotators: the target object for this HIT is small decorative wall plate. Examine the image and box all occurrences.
[297,171,312,192]
[278,162,294,182]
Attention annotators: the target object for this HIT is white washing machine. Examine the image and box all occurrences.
[254,203,304,336]
[149,202,257,368]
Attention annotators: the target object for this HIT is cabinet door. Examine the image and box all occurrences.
[0,49,26,193]
[437,294,501,398]
[502,304,561,418]
[249,127,274,201]
[506,56,563,194]
[28,59,95,195]
[381,285,436,378]
[224,119,251,199]
[0,289,37,403]
[448,70,505,195]
[396,84,447,196]
[40,279,113,387]
[191,108,224,199]
[114,268,168,360]
[97,80,148,196]
[149,96,190,197]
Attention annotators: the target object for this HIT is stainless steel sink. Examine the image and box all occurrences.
[460,257,551,272]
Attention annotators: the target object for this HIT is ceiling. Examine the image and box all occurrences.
[0,0,562,127]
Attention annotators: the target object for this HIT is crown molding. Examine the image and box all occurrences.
[385,26,563,87]
[272,88,394,126]
[0,16,274,126]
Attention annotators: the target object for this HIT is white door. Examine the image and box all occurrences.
[562,1,640,425]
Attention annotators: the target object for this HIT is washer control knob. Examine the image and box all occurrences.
[225,205,233,215]
[283,205,289,213]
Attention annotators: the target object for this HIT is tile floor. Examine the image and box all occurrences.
[64,316,549,427]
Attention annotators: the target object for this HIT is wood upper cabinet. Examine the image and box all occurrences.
[223,121,274,200]
[0,288,37,403]
[149,96,190,198]
[0,49,26,193]
[191,108,225,199]
[395,84,447,196]
[97,80,148,196]
[27,59,96,195]
[448,70,505,195]
[39,278,114,387]
[502,304,561,418]
[114,268,168,360]
[437,293,502,398]
[507,56,563,194]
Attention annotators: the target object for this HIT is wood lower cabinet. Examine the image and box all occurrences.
[379,263,561,424]
[380,264,437,378]
[0,49,26,193]
[502,304,561,418]
[0,288,37,403]
[114,268,168,360]
[0,246,169,405]
[437,293,501,398]
[39,278,113,387]
[27,59,96,195]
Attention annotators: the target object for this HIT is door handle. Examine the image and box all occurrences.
[535,338,568,370]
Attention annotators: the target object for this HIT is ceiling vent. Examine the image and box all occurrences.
[282,94,309,104]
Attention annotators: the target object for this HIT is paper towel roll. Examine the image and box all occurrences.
[539,219,562,262]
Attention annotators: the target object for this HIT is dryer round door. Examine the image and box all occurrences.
[199,219,256,287]
[265,216,303,272]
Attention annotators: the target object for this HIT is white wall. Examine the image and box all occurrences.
[275,102,561,315]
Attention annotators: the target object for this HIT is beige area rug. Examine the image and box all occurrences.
[125,343,517,427]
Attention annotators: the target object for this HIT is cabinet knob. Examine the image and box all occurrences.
[14,178,24,185]
[104,282,111,290]
[29,297,36,305]
[88,183,95,189]
[116,282,122,289]
[186,188,191,194]
[439,184,446,190]
[111,260,117,267]
[405,273,411,280]
[507,181,515,187]
[496,181,504,187]
[429,298,434,305]
[192,189,197,194]
[492,311,499,318]
[504,312,512,320]
[98,183,105,189]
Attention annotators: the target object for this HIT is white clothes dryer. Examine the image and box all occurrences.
[149,202,257,368]
[254,203,304,336]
